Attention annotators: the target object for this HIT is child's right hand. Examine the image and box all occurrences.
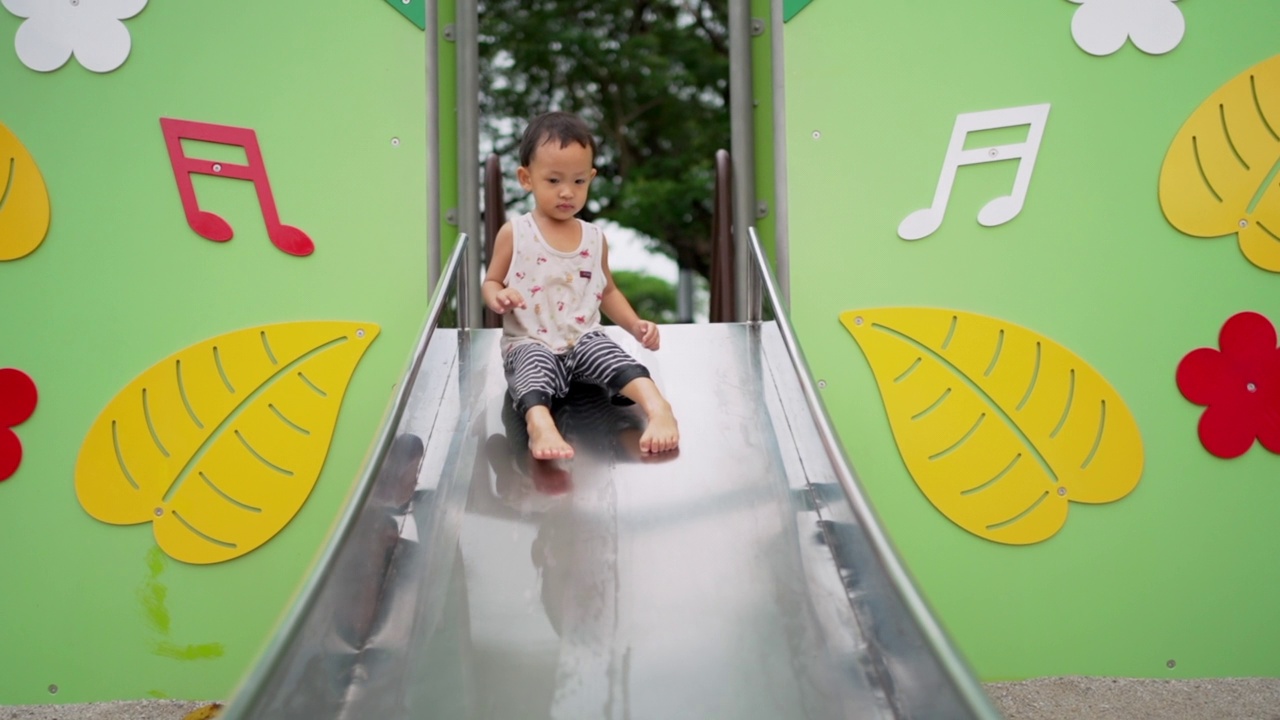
[487,287,526,314]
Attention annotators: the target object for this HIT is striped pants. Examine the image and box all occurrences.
[503,331,651,416]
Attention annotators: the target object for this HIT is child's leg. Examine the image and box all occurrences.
[569,333,679,454]
[504,343,574,459]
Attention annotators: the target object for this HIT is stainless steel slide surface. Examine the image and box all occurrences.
[221,237,1000,719]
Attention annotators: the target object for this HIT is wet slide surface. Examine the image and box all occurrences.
[222,323,996,719]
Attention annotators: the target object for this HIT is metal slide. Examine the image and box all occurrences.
[220,233,1001,719]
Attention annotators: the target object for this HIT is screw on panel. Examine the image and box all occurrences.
[1239,219,1249,228]
[751,18,765,36]
[812,130,821,140]
[817,380,827,389]
[1167,659,1177,669]
[48,685,58,695]
[391,137,400,147]
[445,208,459,225]
[756,201,769,219]
[443,23,456,41]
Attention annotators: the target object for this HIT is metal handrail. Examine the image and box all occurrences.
[745,227,1000,719]
[483,154,504,329]
[710,149,735,323]
[219,234,472,720]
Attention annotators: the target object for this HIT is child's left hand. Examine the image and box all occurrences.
[632,320,660,350]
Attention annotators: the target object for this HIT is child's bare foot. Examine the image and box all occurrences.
[639,405,679,454]
[618,377,679,454]
[526,405,574,459]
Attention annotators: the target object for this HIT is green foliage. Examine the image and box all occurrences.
[606,270,678,324]
[479,0,729,279]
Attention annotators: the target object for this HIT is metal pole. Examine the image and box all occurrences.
[769,0,790,306]
[456,0,482,329]
[729,0,756,321]
[677,268,696,323]
[425,0,441,295]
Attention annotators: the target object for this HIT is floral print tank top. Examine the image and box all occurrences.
[501,213,607,355]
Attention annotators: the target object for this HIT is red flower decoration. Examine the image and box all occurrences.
[0,369,38,482]
[1176,312,1280,459]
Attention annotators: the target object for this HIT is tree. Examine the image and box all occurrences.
[478,0,730,280]
[606,270,678,324]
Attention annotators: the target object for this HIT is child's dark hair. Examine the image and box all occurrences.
[518,111,597,167]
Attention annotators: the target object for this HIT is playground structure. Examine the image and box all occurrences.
[2,0,1280,714]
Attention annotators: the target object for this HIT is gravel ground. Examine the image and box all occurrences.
[0,700,216,720]
[985,676,1280,720]
[3,678,1280,719]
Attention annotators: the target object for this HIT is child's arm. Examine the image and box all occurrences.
[482,222,526,314]
[598,236,660,351]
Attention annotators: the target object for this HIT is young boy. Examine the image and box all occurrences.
[482,111,679,460]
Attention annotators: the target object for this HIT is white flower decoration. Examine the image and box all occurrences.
[2,0,147,73]
[1067,0,1185,56]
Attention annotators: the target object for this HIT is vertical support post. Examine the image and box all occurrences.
[769,0,790,306]
[456,0,482,329]
[425,0,441,295]
[677,268,696,323]
[729,0,756,321]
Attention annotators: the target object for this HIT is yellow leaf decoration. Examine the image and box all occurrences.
[840,308,1143,545]
[1159,54,1280,271]
[75,321,380,564]
[0,121,52,261]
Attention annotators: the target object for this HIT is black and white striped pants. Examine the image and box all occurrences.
[503,331,651,416]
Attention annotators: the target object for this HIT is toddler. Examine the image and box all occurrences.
[482,111,679,460]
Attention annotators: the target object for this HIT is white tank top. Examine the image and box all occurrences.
[501,213,607,355]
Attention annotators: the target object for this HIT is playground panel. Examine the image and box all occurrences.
[784,0,1280,680]
[0,2,429,705]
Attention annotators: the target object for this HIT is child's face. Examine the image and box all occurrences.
[518,138,597,222]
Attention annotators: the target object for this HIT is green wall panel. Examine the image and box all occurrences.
[0,1,427,704]
[784,0,1280,680]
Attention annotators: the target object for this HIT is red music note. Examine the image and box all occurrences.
[159,117,314,256]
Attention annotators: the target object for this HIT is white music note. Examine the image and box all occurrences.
[898,103,1051,241]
